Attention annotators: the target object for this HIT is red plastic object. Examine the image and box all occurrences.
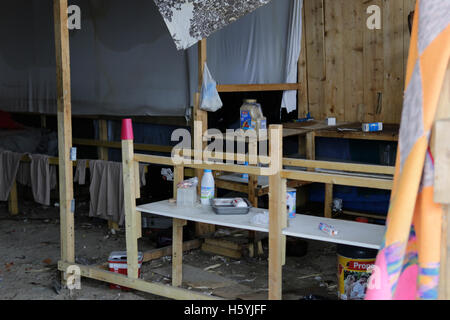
[108,251,143,290]
[356,217,369,223]
[121,118,134,140]
[0,111,24,130]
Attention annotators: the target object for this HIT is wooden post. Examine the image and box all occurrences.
[306,131,315,161]
[435,63,450,300]
[436,119,450,300]
[8,180,19,215]
[268,125,283,300]
[172,165,186,287]
[194,38,215,236]
[324,183,333,218]
[98,119,109,161]
[281,178,287,266]
[53,0,75,267]
[121,119,139,279]
[298,2,309,119]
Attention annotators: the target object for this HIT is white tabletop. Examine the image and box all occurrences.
[137,200,385,249]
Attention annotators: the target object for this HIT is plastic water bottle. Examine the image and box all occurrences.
[201,170,215,205]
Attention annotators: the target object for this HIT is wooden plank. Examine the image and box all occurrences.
[435,119,450,204]
[304,0,325,120]
[8,180,19,215]
[98,119,109,161]
[216,83,300,93]
[324,183,333,218]
[363,0,384,123]
[172,219,187,287]
[53,0,75,266]
[433,64,450,300]
[172,165,185,287]
[58,261,221,300]
[73,138,173,154]
[383,0,404,124]
[306,131,315,161]
[298,2,309,119]
[268,125,283,300]
[122,139,139,279]
[205,238,243,251]
[323,0,345,120]
[343,0,364,122]
[281,169,393,190]
[142,239,202,263]
[440,205,450,300]
[201,243,242,259]
[134,161,141,200]
[194,39,213,238]
[283,158,395,175]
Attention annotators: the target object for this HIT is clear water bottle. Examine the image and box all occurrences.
[200,170,215,205]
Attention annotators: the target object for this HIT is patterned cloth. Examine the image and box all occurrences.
[153,0,272,50]
[366,0,450,300]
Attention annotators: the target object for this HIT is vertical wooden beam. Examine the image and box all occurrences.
[324,0,345,120]
[303,0,325,120]
[172,165,186,287]
[324,183,333,218]
[121,124,139,279]
[8,180,19,215]
[195,38,214,236]
[383,0,404,124]
[433,63,450,300]
[268,125,283,300]
[343,0,364,123]
[281,178,288,266]
[98,119,109,161]
[363,0,383,123]
[54,0,75,265]
[306,131,316,161]
[435,120,450,300]
[298,2,309,119]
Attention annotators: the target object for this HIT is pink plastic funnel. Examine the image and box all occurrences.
[121,118,134,141]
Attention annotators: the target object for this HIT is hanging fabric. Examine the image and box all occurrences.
[366,0,450,300]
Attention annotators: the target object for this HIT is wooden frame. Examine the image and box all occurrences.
[47,0,448,301]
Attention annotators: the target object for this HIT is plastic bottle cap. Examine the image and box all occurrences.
[204,169,212,173]
[244,99,257,103]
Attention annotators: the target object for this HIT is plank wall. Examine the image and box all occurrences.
[298,0,416,124]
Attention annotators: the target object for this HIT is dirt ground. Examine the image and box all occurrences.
[0,197,339,301]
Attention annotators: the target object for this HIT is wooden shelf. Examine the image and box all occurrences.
[137,200,385,249]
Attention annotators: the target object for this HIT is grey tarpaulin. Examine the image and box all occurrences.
[0,0,301,116]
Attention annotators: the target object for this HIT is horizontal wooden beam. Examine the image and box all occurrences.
[216,83,301,93]
[58,261,220,300]
[9,112,188,127]
[281,169,393,190]
[73,138,173,154]
[283,158,395,175]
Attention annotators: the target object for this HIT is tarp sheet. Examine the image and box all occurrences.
[0,0,301,116]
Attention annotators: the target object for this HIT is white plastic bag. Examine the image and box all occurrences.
[200,63,223,112]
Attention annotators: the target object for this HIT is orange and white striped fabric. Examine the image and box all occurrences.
[366,0,450,300]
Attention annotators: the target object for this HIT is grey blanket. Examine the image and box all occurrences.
[16,154,57,206]
[0,150,24,201]
[88,160,146,226]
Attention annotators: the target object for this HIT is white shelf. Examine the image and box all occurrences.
[137,200,385,249]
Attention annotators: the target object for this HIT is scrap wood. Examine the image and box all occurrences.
[143,239,202,262]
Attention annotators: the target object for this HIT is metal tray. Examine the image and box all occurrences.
[211,198,252,215]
